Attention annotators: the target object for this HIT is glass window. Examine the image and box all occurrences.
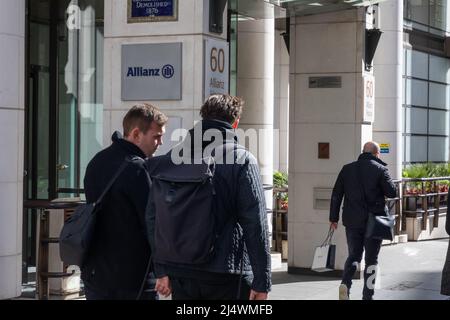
[402,77,406,105]
[411,50,429,79]
[407,0,430,25]
[405,0,450,31]
[56,0,105,194]
[405,136,428,162]
[26,0,104,199]
[406,79,428,106]
[430,0,448,31]
[428,109,449,135]
[429,55,450,83]
[429,82,450,109]
[403,49,407,76]
[230,13,237,96]
[402,106,407,133]
[406,107,428,134]
[405,49,412,77]
[428,136,449,161]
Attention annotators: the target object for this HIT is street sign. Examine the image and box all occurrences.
[128,0,178,23]
[363,74,375,123]
[204,38,229,102]
[380,143,390,154]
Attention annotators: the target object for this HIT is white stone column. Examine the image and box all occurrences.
[373,1,403,179]
[103,0,227,154]
[0,0,25,299]
[236,18,275,210]
[289,9,373,274]
[274,30,289,174]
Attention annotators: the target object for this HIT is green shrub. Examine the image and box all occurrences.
[273,171,288,189]
[403,163,450,192]
[403,163,450,179]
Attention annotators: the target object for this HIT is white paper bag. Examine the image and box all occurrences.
[311,244,336,272]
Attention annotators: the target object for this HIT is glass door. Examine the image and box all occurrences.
[56,0,104,198]
[23,0,104,283]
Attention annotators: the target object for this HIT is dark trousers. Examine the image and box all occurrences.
[84,280,158,300]
[170,274,251,300]
[342,227,382,299]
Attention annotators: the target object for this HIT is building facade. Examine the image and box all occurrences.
[1,0,449,299]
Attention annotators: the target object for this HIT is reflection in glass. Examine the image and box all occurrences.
[428,109,449,136]
[405,136,428,162]
[429,83,450,110]
[405,107,428,134]
[428,136,449,162]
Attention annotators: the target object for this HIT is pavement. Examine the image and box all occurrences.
[13,238,450,300]
[269,238,450,300]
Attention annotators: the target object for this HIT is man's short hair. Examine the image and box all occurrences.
[123,103,168,137]
[200,94,243,124]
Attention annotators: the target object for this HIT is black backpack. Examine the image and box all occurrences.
[150,143,240,265]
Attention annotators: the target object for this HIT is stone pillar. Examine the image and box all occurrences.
[236,18,275,214]
[274,30,289,174]
[288,8,373,274]
[373,1,403,179]
[0,0,25,299]
[103,0,227,154]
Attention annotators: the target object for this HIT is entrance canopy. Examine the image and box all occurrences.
[232,0,388,19]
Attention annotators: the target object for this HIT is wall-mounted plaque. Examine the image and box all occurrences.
[128,0,178,23]
[121,43,182,101]
[309,76,342,88]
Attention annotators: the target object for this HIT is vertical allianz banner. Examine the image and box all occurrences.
[121,43,182,101]
[363,74,375,123]
[204,38,229,102]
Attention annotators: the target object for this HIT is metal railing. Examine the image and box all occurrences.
[386,180,404,236]
[271,177,449,254]
[401,177,450,231]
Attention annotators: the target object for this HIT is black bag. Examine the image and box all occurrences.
[59,159,130,267]
[150,154,217,265]
[150,143,241,265]
[365,212,395,241]
[356,162,395,241]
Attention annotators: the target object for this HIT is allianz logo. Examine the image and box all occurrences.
[127,64,175,79]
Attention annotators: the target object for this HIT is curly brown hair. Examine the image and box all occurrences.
[200,94,244,124]
[123,103,168,137]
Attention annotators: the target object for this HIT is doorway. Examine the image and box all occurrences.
[23,0,104,284]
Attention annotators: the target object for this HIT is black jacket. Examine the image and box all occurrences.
[446,203,450,235]
[329,153,397,229]
[82,132,151,293]
[148,120,272,293]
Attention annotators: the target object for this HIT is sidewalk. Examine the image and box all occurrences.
[13,238,450,300]
[269,238,450,300]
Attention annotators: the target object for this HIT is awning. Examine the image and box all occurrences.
[231,0,388,19]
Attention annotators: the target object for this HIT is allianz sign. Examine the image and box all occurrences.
[126,64,175,79]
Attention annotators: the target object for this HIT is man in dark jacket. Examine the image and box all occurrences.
[82,103,168,300]
[440,200,450,296]
[329,142,396,300]
[151,94,271,300]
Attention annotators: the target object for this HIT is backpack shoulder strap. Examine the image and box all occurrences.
[95,158,131,206]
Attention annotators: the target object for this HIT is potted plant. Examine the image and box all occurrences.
[273,171,288,210]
